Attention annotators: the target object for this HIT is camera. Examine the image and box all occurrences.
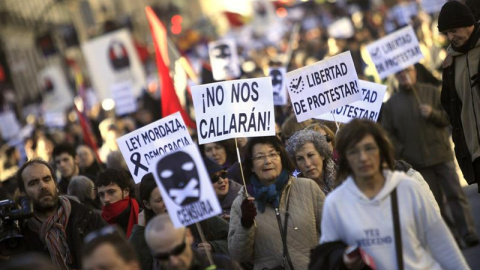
[0,196,33,256]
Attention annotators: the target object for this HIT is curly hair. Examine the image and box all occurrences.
[286,129,336,192]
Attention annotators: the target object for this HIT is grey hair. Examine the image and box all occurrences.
[286,129,332,162]
[286,129,337,193]
[68,175,95,203]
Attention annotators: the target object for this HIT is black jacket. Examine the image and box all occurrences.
[22,198,106,269]
[441,53,476,184]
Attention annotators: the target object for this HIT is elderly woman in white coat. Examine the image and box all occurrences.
[228,136,325,270]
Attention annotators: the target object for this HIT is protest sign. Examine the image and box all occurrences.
[153,144,222,228]
[269,67,288,106]
[191,77,276,144]
[208,39,241,81]
[116,112,193,183]
[38,64,74,113]
[316,80,387,123]
[327,18,354,39]
[111,81,137,116]
[82,28,146,102]
[44,111,66,128]
[420,0,446,14]
[285,51,362,122]
[389,2,418,27]
[366,25,424,79]
[0,110,21,140]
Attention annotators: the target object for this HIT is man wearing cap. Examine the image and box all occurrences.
[438,0,480,248]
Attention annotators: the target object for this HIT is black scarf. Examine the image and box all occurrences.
[452,23,480,54]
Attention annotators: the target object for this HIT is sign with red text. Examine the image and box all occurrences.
[366,26,424,79]
[316,80,386,123]
[116,112,193,183]
[285,51,362,122]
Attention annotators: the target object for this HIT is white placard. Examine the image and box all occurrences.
[38,65,74,112]
[285,51,362,122]
[420,0,446,14]
[366,26,424,79]
[116,112,193,184]
[82,28,146,102]
[316,80,387,123]
[191,77,276,144]
[327,17,354,39]
[43,111,66,128]
[0,111,21,140]
[208,39,241,81]
[390,2,418,26]
[152,144,222,228]
[111,81,137,116]
[269,67,288,106]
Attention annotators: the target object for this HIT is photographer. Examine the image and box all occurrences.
[16,159,105,269]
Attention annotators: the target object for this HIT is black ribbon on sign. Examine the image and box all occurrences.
[130,152,148,176]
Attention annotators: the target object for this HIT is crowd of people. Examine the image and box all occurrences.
[1,0,480,269]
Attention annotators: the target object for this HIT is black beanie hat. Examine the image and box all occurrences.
[438,1,475,32]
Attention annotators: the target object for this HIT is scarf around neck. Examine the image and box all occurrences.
[27,196,72,270]
[102,196,139,238]
[250,169,289,213]
[453,23,480,53]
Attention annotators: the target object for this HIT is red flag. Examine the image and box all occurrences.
[145,6,196,129]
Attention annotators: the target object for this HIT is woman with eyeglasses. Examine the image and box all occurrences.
[286,129,337,195]
[319,119,468,270]
[205,157,243,221]
[228,136,325,270]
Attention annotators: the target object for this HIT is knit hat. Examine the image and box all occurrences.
[438,1,475,32]
[203,157,222,175]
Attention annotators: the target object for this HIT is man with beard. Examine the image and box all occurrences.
[53,143,80,194]
[16,159,105,269]
[96,168,139,238]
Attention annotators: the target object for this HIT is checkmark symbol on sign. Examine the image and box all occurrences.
[291,76,303,90]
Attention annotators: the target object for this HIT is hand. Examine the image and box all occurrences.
[138,210,145,226]
[343,246,365,270]
[240,197,256,228]
[419,104,433,118]
[220,213,231,221]
[197,242,213,253]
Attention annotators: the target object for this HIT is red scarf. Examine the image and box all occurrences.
[102,197,139,238]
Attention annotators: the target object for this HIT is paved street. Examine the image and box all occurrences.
[462,184,480,269]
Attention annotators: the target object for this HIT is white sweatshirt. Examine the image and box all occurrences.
[320,170,469,270]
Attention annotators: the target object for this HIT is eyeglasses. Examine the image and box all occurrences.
[346,145,379,158]
[252,151,280,163]
[211,171,228,183]
[153,231,187,261]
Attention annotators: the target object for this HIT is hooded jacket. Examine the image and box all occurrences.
[441,23,480,184]
[320,170,468,270]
